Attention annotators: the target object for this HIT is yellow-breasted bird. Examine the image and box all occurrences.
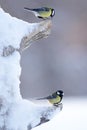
[37,90,64,106]
[24,7,55,19]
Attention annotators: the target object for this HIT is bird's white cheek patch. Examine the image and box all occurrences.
[52,10,55,16]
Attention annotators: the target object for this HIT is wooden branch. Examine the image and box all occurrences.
[2,20,52,56]
[19,20,52,52]
[37,103,63,126]
[27,103,63,130]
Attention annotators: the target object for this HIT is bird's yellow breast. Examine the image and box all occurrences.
[48,96,61,104]
[39,10,52,18]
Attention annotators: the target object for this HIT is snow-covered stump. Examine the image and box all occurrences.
[0,8,63,130]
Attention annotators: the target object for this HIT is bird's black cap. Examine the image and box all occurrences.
[56,90,64,96]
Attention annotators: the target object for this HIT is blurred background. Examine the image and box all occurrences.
[0,0,87,98]
[1,1,87,129]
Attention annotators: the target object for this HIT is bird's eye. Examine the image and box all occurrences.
[57,91,60,95]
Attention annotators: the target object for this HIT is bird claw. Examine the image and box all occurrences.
[53,103,63,110]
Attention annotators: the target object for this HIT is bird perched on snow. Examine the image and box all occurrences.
[37,90,64,106]
[24,7,55,19]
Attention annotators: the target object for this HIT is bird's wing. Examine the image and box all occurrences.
[24,7,40,17]
[29,98,52,106]
[37,95,53,100]
[33,7,49,12]
[24,7,33,11]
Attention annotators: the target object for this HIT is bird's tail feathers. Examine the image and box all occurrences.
[24,7,33,11]
[37,97,47,100]
[24,7,39,17]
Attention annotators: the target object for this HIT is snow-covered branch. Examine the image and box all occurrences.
[0,7,51,57]
[19,19,51,53]
[0,7,63,130]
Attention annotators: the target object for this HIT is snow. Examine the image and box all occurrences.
[0,51,21,128]
[0,7,39,103]
[0,52,21,100]
[0,8,62,130]
[33,98,87,130]
[0,8,38,55]
[6,99,62,130]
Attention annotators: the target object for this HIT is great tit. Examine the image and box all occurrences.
[37,90,64,106]
[24,7,55,19]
